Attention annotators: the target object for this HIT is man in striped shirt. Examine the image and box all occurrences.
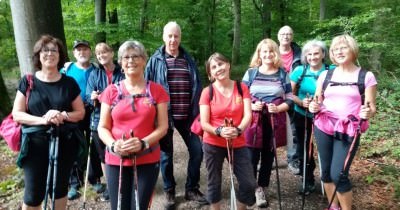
[145,21,206,209]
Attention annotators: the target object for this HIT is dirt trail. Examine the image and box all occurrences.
[1,132,398,209]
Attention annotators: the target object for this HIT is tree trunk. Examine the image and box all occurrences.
[139,0,149,35]
[108,9,119,51]
[207,0,216,56]
[94,0,107,43]
[319,0,326,21]
[10,0,66,75]
[232,0,241,65]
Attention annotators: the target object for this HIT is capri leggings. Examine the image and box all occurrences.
[314,126,360,193]
[203,143,256,206]
[106,162,159,210]
[92,131,106,163]
[22,131,78,206]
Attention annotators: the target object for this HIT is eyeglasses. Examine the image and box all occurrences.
[41,48,59,53]
[123,55,142,61]
[279,33,293,36]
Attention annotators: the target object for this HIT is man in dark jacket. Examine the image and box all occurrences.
[278,25,302,175]
[145,21,207,209]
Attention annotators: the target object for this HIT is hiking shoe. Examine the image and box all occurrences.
[255,186,268,208]
[185,189,209,205]
[92,183,106,194]
[298,181,316,195]
[164,189,176,209]
[67,187,80,200]
[100,188,110,201]
[288,160,300,175]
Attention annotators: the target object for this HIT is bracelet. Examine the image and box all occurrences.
[140,139,149,151]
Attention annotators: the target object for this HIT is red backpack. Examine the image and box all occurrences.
[0,75,33,152]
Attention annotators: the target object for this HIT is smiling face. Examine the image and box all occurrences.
[73,45,91,65]
[259,44,277,66]
[121,48,145,76]
[331,43,353,65]
[96,47,114,66]
[39,43,60,70]
[163,25,181,56]
[209,58,230,82]
[306,46,324,69]
[277,26,293,46]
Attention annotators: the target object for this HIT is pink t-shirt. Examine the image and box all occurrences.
[314,68,377,134]
[281,49,293,73]
[99,81,169,166]
[199,82,251,148]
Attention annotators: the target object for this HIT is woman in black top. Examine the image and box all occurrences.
[12,35,85,210]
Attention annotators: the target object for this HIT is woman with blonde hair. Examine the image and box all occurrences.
[242,38,293,208]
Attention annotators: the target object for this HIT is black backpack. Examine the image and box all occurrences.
[321,68,367,105]
[296,64,330,91]
[208,80,243,101]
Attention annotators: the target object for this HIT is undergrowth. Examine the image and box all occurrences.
[361,74,400,200]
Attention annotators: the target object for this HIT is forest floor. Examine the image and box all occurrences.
[0,133,399,210]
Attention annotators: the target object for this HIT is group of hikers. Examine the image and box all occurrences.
[10,21,377,210]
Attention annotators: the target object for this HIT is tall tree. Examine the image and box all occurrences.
[95,0,107,43]
[10,0,66,75]
[320,0,326,20]
[206,0,216,56]
[253,0,272,38]
[232,0,241,65]
[139,0,149,35]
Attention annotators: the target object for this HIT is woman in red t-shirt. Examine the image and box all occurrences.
[199,52,256,210]
[98,40,169,210]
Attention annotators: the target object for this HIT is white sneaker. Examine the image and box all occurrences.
[255,187,268,208]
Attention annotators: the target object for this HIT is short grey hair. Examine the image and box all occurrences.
[163,21,181,36]
[301,39,328,64]
[117,40,148,64]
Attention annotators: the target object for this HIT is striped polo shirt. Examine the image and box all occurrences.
[166,53,192,120]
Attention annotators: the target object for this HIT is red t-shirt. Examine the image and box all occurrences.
[99,81,169,166]
[199,82,250,148]
[281,49,293,73]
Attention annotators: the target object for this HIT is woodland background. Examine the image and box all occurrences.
[0,0,399,208]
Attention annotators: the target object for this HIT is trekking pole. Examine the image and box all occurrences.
[326,102,370,210]
[51,126,59,210]
[301,110,308,210]
[313,96,325,196]
[43,126,56,210]
[82,103,96,210]
[301,94,311,210]
[269,113,282,210]
[130,130,140,210]
[117,134,126,210]
[224,118,237,210]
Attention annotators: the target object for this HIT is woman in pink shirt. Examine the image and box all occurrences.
[98,40,169,210]
[309,34,377,210]
[199,53,256,210]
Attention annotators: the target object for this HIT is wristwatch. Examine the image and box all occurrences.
[215,126,223,137]
[110,141,116,153]
[236,127,242,136]
[141,140,149,151]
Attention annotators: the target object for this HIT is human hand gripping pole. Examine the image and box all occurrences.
[117,134,126,210]
[130,130,140,210]
[325,102,370,210]
[301,94,313,210]
[224,117,237,210]
[269,112,282,210]
[81,100,97,210]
